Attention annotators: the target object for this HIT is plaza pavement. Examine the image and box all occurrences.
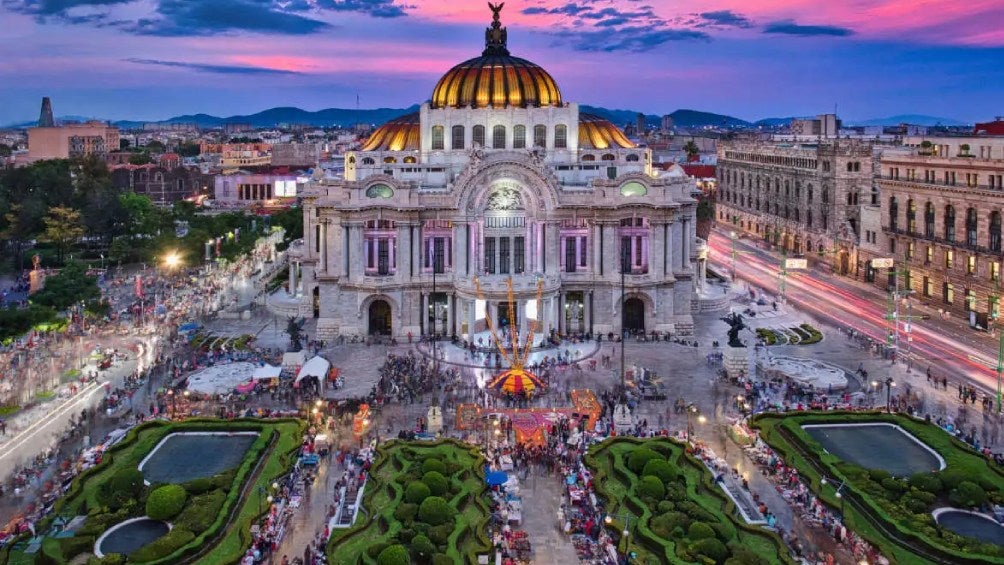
[196,285,1003,562]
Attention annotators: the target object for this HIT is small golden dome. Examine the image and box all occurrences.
[579,113,635,150]
[430,4,562,110]
[361,112,420,151]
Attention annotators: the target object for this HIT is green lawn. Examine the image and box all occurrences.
[14,418,304,565]
[327,439,492,564]
[584,437,793,565]
[752,411,1004,565]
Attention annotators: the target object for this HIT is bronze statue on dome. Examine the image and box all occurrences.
[484,2,509,56]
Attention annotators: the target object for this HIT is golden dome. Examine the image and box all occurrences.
[430,4,562,110]
[578,113,636,150]
[361,112,420,151]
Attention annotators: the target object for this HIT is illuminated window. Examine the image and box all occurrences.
[619,182,647,197]
[366,184,393,198]
[967,255,977,275]
[992,262,1000,282]
[945,249,954,269]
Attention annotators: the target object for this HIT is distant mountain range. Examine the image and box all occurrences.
[3,106,967,130]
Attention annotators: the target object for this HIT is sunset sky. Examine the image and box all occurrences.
[1,0,1001,124]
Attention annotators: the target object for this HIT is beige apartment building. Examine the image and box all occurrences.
[716,139,874,276]
[27,121,120,161]
[877,151,1004,325]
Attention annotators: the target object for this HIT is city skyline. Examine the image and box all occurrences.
[1,0,1002,125]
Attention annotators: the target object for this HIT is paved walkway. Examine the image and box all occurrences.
[520,468,579,563]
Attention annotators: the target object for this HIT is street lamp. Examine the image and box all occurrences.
[604,513,634,558]
[729,231,738,282]
[821,476,847,518]
[883,377,899,413]
[686,404,704,441]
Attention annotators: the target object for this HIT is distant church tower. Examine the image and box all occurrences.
[38,97,54,127]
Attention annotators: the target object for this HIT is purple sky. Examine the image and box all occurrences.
[1,0,1001,124]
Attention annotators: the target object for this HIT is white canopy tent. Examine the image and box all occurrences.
[252,364,282,381]
[295,356,330,386]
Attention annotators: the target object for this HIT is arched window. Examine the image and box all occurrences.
[847,162,854,172]
[403,156,417,163]
[554,124,567,149]
[924,202,935,237]
[625,154,639,162]
[990,211,1002,252]
[348,156,356,164]
[513,125,526,149]
[966,207,978,247]
[383,156,397,164]
[888,197,898,230]
[472,125,485,147]
[944,205,956,241]
[492,125,506,149]
[361,157,375,165]
[431,125,444,150]
[601,153,616,161]
[533,124,546,148]
[581,154,595,162]
[451,125,464,149]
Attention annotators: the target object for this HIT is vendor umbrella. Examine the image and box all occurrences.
[487,369,544,394]
[485,470,508,487]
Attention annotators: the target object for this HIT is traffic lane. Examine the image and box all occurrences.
[708,234,992,391]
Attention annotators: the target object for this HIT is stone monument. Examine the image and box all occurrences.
[721,311,750,379]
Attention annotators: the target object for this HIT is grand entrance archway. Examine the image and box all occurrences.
[622,298,645,334]
[496,302,517,328]
[368,300,391,335]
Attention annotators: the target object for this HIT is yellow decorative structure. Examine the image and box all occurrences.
[579,113,636,150]
[474,276,546,395]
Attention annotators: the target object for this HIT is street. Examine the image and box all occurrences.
[708,227,1004,404]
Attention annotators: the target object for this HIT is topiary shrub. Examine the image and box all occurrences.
[394,503,419,523]
[638,475,666,500]
[642,459,677,484]
[58,535,95,559]
[409,534,436,561]
[421,458,446,476]
[146,484,187,520]
[174,489,226,533]
[422,471,449,497]
[908,473,943,494]
[691,537,729,562]
[98,555,125,565]
[950,481,987,508]
[666,483,687,501]
[726,542,768,565]
[626,448,661,474]
[417,496,454,526]
[431,554,452,565]
[128,526,194,562]
[367,542,391,559]
[687,521,716,541]
[377,544,411,565]
[110,468,145,498]
[651,511,689,540]
[427,523,453,546]
[405,481,431,504]
[182,477,215,495]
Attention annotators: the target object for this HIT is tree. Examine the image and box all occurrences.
[146,484,187,520]
[40,206,85,263]
[2,204,35,271]
[177,142,201,157]
[119,139,131,150]
[144,140,167,153]
[128,153,153,165]
[31,261,100,311]
[286,316,303,351]
[683,140,700,162]
[119,192,164,236]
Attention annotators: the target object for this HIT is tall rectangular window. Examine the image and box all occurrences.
[554,124,567,149]
[945,249,954,269]
[533,124,546,148]
[473,125,485,147]
[499,237,510,275]
[377,239,390,275]
[432,238,445,274]
[579,236,588,267]
[967,255,977,275]
[431,126,444,150]
[514,236,525,274]
[993,262,1001,282]
[492,125,506,149]
[451,125,464,149]
[620,236,631,273]
[513,125,526,149]
[484,237,495,274]
[565,238,576,273]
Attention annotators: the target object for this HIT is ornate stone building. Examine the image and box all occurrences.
[716,139,874,275]
[878,150,1004,324]
[288,7,701,339]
